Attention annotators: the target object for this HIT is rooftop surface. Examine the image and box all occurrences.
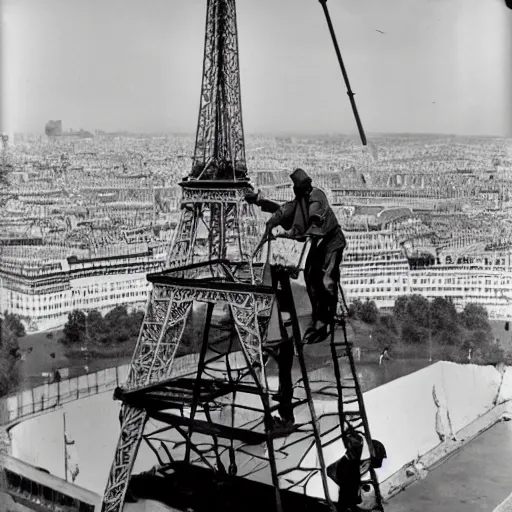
[386,421,512,512]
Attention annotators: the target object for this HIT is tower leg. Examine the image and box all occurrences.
[101,406,148,512]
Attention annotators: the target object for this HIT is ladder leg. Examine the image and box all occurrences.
[279,270,336,511]
[337,296,385,512]
[230,301,284,512]
[329,316,346,434]
[101,405,148,512]
[185,301,214,462]
[263,391,285,512]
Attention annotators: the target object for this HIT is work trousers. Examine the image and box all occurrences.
[276,335,295,423]
[304,240,344,326]
[271,285,295,423]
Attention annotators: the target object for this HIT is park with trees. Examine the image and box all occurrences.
[348,295,506,365]
[59,304,209,359]
[57,294,508,367]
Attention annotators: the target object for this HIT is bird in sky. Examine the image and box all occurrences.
[375,29,385,34]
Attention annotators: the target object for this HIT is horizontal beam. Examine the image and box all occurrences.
[149,410,268,445]
[147,274,274,295]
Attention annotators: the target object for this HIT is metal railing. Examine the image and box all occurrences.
[0,365,129,426]
[1,353,202,427]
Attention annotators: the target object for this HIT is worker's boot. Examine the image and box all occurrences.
[303,321,330,344]
[269,416,295,436]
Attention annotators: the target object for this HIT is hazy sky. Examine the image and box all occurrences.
[1,0,511,136]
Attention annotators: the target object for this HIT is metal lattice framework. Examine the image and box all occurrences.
[101,2,264,507]
[191,0,247,181]
[101,271,275,512]
[101,260,385,512]
[165,183,262,269]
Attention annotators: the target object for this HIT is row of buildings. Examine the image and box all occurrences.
[1,134,511,331]
[1,211,511,331]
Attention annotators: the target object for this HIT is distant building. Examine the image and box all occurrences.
[45,121,93,139]
[45,120,63,136]
[1,132,14,148]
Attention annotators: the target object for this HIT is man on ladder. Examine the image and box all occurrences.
[246,168,346,344]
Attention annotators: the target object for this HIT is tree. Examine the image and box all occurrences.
[0,314,23,396]
[128,310,144,338]
[393,295,410,325]
[348,299,364,319]
[459,304,491,331]
[104,305,129,330]
[63,310,87,345]
[112,325,132,344]
[480,343,505,365]
[462,329,492,350]
[433,326,461,346]
[379,314,398,335]
[87,310,107,343]
[372,319,399,351]
[2,312,26,339]
[401,323,428,345]
[360,299,379,324]
[406,295,431,329]
[430,297,458,334]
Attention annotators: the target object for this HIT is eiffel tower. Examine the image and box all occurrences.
[100,1,267,510]
[101,1,385,511]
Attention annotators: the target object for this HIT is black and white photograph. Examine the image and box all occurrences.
[1,0,512,511]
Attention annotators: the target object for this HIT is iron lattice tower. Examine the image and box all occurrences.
[101,1,384,511]
[166,0,255,269]
[101,2,264,511]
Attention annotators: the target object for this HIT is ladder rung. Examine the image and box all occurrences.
[313,391,338,398]
[277,467,321,477]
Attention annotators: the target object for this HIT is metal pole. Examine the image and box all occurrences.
[318,0,367,146]
[63,413,68,482]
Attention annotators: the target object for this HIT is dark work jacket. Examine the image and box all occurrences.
[255,188,346,254]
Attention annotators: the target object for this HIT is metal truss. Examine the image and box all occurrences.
[166,183,261,269]
[101,406,147,512]
[101,261,385,512]
[101,265,339,512]
[191,0,247,181]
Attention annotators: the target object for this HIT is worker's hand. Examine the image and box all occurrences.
[244,191,259,204]
[272,226,288,237]
[263,224,275,242]
[323,274,337,296]
[283,232,305,242]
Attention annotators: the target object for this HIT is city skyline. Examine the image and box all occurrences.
[1,0,512,137]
